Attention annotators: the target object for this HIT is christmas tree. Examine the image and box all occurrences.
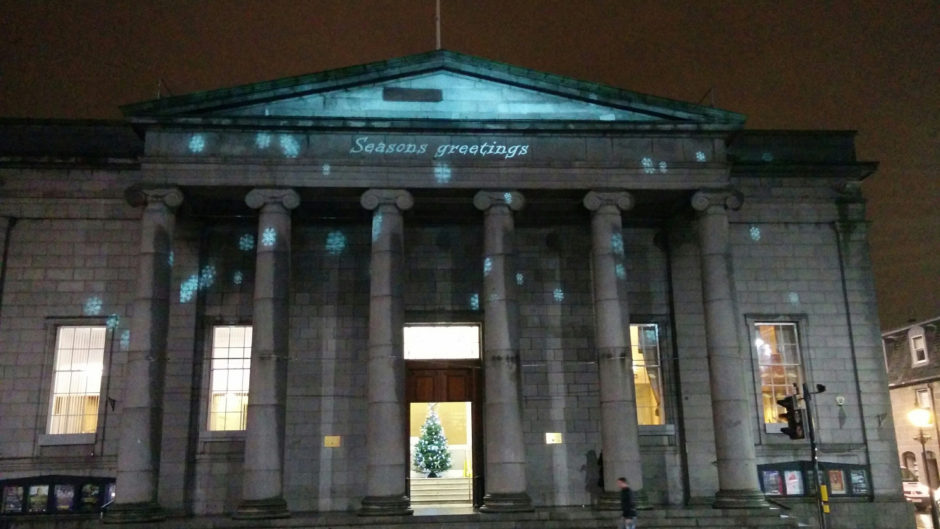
[413,403,452,477]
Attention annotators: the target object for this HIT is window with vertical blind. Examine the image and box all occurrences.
[207,325,252,431]
[631,324,664,425]
[47,326,106,435]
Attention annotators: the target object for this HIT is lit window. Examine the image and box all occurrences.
[912,332,928,366]
[754,322,803,424]
[917,388,932,409]
[631,324,664,425]
[404,324,480,360]
[208,326,252,431]
[48,326,106,434]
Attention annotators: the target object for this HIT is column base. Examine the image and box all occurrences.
[479,492,534,513]
[232,497,290,519]
[595,489,650,511]
[101,501,165,524]
[713,489,769,509]
[358,494,413,516]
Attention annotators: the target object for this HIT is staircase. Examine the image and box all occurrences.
[409,477,473,505]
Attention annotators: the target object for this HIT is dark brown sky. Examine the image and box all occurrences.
[1,1,937,330]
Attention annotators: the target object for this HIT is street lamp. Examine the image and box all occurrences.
[908,407,940,529]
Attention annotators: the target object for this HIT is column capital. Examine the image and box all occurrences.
[473,190,524,212]
[691,188,743,212]
[360,189,413,211]
[125,186,184,209]
[583,191,634,212]
[245,188,300,210]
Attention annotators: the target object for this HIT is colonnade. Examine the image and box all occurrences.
[104,186,765,521]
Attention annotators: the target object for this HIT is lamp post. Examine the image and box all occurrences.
[908,407,940,529]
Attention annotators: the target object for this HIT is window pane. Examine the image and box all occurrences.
[631,324,664,425]
[208,326,252,431]
[403,324,480,360]
[754,323,802,424]
[48,326,106,434]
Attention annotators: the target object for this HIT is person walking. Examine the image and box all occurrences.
[617,477,637,529]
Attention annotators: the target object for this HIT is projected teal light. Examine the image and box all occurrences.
[372,213,383,242]
[695,151,707,162]
[516,272,524,286]
[503,192,513,205]
[615,263,626,280]
[106,314,120,330]
[255,132,272,149]
[434,163,452,184]
[322,163,331,176]
[789,292,800,305]
[188,134,206,153]
[239,234,255,251]
[611,233,624,256]
[641,157,654,174]
[84,296,103,316]
[749,226,761,241]
[200,265,217,288]
[280,135,300,158]
[168,251,174,267]
[326,231,347,256]
[233,271,244,285]
[261,227,277,247]
[483,257,493,277]
[120,330,131,350]
[658,161,668,173]
[553,288,565,302]
[762,152,774,162]
[469,293,480,311]
[180,275,199,303]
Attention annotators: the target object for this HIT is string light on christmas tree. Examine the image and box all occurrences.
[413,403,452,478]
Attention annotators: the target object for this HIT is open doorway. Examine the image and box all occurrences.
[404,324,482,511]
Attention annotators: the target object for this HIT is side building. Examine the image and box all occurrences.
[885,316,940,500]
[0,51,910,528]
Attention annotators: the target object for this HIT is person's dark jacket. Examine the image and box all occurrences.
[620,486,636,517]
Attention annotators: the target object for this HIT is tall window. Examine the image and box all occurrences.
[631,324,664,425]
[208,325,252,431]
[911,329,928,366]
[48,326,106,435]
[754,322,802,425]
[917,388,932,409]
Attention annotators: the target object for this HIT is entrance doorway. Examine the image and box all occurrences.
[404,324,482,509]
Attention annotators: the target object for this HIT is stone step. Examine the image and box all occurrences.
[410,477,472,504]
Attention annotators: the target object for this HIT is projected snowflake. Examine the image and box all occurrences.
[749,226,762,241]
[610,233,624,256]
[695,151,707,162]
[658,161,668,173]
[261,227,277,247]
[468,293,480,311]
[180,275,199,303]
[325,231,347,256]
[322,163,331,176]
[238,234,255,251]
[199,265,217,288]
[255,132,272,149]
[483,257,493,277]
[433,163,452,184]
[106,314,120,330]
[553,288,565,302]
[503,192,513,205]
[615,263,626,280]
[371,213,383,243]
[761,152,774,162]
[188,134,206,153]
[168,251,174,267]
[84,296,103,316]
[120,330,131,350]
[515,272,525,286]
[280,135,300,158]
[789,292,800,305]
[641,157,655,174]
[233,271,244,285]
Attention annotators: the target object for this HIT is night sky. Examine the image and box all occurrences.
[1,1,936,330]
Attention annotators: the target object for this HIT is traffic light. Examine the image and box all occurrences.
[777,395,805,439]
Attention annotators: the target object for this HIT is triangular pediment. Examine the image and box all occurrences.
[122,50,744,125]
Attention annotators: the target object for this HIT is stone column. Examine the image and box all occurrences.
[583,191,645,509]
[691,190,767,508]
[104,187,182,523]
[474,190,533,513]
[359,189,413,516]
[234,188,299,519]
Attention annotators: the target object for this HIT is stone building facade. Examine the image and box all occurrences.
[0,51,910,528]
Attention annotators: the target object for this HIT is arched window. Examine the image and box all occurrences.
[903,451,918,475]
